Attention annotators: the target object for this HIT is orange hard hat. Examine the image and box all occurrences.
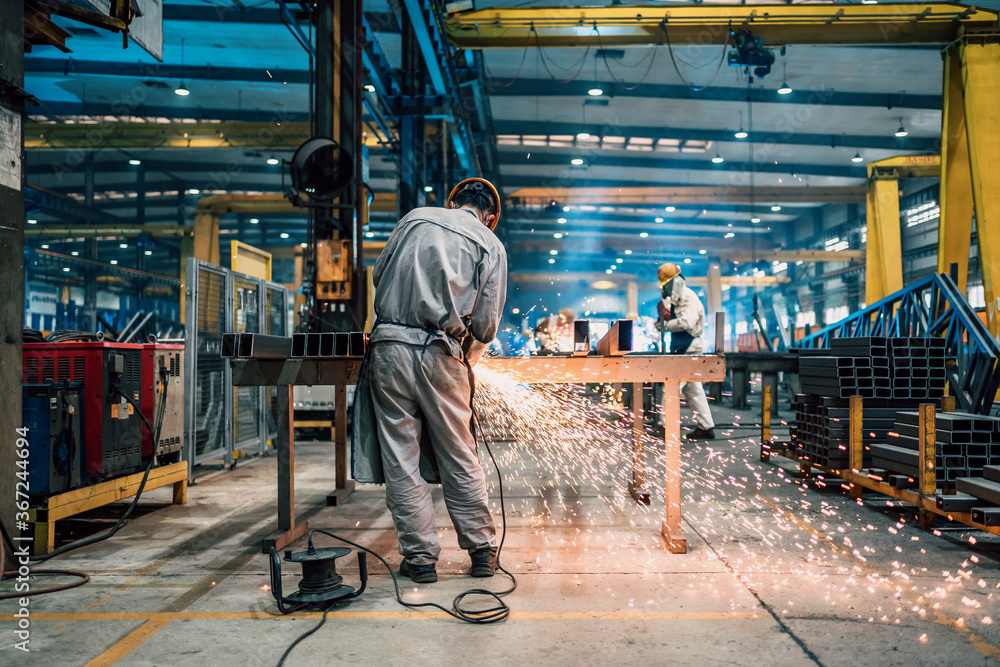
[447,178,501,230]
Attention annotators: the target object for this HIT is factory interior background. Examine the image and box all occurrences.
[3,0,1000,665]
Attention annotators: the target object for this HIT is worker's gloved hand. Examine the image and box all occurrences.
[657,298,672,321]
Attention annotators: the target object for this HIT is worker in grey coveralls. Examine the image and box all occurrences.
[370,178,506,584]
[654,262,716,440]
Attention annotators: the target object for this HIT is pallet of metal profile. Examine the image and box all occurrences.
[595,319,633,356]
[235,334,293,359]
[27,460,188,556]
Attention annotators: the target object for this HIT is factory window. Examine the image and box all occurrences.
[795,311,816,328]
[969,284,985,309]
[904,201,940,227]
[825,237,850,252]
[735,321,748,335]
[826,305,849,324]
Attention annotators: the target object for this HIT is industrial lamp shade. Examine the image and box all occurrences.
[288,137,353,203]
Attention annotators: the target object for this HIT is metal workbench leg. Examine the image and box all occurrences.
[629,382,650,505]
[327,384,356,506]
[762,372,779,416]
[262,385,307,553]
[662,380,687,553]
[731,369,748,409]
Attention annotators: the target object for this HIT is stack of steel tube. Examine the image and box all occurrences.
[220,332,370,359]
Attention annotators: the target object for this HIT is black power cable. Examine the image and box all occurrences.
[275,409,516,664]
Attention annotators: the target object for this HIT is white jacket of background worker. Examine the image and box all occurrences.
[654,276,715,430]
[367,205,507,568]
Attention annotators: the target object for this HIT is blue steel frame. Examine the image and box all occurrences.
[795,273,1000,415]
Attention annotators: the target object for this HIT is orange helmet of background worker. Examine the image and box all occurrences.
[657,262,682,285]
[447,178,501,231]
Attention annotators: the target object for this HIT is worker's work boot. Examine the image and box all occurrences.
[685,427,716,440]
[399,559,437,584]
[469,547,498,578]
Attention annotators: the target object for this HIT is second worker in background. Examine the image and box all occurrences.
[655,262,716,440]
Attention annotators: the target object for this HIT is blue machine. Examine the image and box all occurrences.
[22,382,84,499]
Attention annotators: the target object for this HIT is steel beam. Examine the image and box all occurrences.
[25,121,312,150]
[937,47,975,294]
[488,78,942,111]
[961,38,1000,338]
[507,185,867,206]
[24,184,128,224]
[865,167,906,304]
[493,120,939,152]
[445,4,997,48]
[499,150,865,179]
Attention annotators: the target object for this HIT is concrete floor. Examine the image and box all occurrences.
[3,391,1000,666]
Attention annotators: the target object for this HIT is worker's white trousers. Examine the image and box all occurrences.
[370,341,497,566]
[655,338,715,430]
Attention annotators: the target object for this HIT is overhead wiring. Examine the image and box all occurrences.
[661,21,731,92]
[593,25,659,91]
[533,27,593,84]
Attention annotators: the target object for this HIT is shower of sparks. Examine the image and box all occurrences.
[469,366,1000,640]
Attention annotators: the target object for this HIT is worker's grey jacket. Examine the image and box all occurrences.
[352,207,506,486]
[371,207,507,365]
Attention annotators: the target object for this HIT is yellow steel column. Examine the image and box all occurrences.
[865,175,903,304]
[937,47,975,292]
[180,210,221,324]
[961,39,1000,337]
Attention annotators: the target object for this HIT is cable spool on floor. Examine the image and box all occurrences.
[269,545,368,612]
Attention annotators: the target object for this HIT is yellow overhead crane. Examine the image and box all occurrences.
[449,3,1000,336]
[445,3,997,48]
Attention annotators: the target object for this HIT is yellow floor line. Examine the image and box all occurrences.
[82,618,172,667]
[2,610,763,622]
[756,495,1000,661]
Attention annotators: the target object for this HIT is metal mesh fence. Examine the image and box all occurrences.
[233,278,262,448]
[194,266,227,461]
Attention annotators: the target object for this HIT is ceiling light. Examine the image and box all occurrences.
[110,260,118,265]
[654,217,663,223]
[553,232,563,238]
[267,157,280,165]
[27,219,37,224]
[734,128,748,139]
[41,244,49,249]
[423,185,433,192]
[144,250,153,256]
[512,308,520,314]
[861,0,878,4]
[63,267,71,272]
[175,38,190,95]
[616,258,623,263]
[610,264,617,270]
[683,258,691,264]
[188,188,200,194]
[724,232,735,238]
[771,205,782,212]
[624,249,632,255]
[852,152,864,162]
[280,232,289,239]
[894,118,908,137]
[777,81,792,95]
[129,159,141,166]
[699,249,707,254]
[665,206,675,212]
[557,217,567,224]
[751,217,761,223]
[639,232,649,238]
[365,231,374,238]
[711,154,724,164]
[606,269,613,274]
[587,88,603,96]
[576,132,591,140]
[548,258,556,264]
[364,84,376,92]
[550,250,558,255]
[300,243,307,248]
[71,251,79,256]
[571,158,584,166]
[119,242,128,248]
[562,205,571,212]
[250,218,259,224]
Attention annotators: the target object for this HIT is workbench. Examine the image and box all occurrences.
[230,353,725,554]
[724,352,799,414]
